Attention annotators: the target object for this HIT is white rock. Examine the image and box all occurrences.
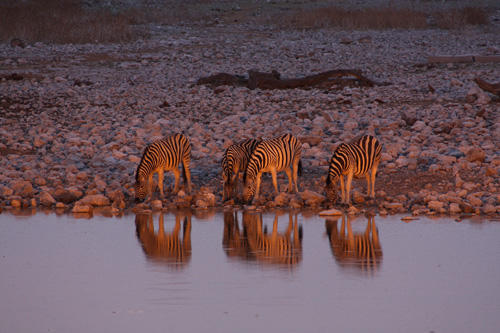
[319,209,343,216]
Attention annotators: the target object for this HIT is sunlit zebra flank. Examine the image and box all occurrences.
[243,133,302,203]
[134,133,192,202]
[221,138,261,201]
[325,135,382,205]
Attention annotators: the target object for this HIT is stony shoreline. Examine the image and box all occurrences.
[1,23,499,217]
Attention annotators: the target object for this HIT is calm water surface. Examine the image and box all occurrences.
[1,209,499,333]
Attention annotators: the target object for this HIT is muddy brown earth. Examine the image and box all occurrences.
[1,15,499,217]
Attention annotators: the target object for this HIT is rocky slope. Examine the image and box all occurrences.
[1,23,499,216]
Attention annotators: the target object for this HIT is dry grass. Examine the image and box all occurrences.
[0,0,141,44]
[266,5,489,30]
[433,7,489,29]
[0,1,492,45]
[272,7,428,30]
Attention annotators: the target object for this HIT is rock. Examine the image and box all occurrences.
[40,191,56,207]
[112,197,126,210]
[459,202,474,214]
[274,192,289,206]
[79,194,110,206]
[386,202,403,210]
[300,190,324,206]
[195,199,208,208]
[449,203,462,214]
[12,181,35,198]
[10,198,22,208]
[151,200,163,210]
[482,204,496,214]
[319,209,343,216]
[347,206,360,215]
[351,191,365,204]
[223,199,235,206]
[401,216,419,221]
[53,187,79,204]
[195,191,215,207]
[466,147,486,163]
[466,194,483,207]
[428,200,444,211]
[72,204,93,213]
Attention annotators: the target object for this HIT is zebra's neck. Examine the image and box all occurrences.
[136,157,154,180]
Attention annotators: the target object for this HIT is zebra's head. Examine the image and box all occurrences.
[242,178,256,204]
[134,175,149,202]
[324,175,339,203]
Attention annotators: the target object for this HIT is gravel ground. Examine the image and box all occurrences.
[1,21,499,217]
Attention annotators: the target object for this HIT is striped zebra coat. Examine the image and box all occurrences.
[134,133,192,201]
[325,135,382,205]
[221,138,260,201]
[243,133,302,203]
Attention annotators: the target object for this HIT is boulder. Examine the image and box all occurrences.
[195,191,216,207]
[319,209,343,216]
[40,191,56,207]
[300,190,325,206]
[449,203,462,214]
[72,204,93,213]
[466,147,486,163]
[12,180,34,198]
[428,200,444,211]
[274,192,289,206]
[80,194,110,206]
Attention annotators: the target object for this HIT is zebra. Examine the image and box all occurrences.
[242,133,302,203]
[134,133,192,202]
[221,138,261,201]
[325,135,382,205]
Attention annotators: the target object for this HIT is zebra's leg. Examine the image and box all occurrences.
[365,173,371,197]
[292,157,300,193]
[232,165,240,194]
[270,167,280,194]
[172,167,181,194]
[183,158,192,194]
[284,166,293,193]
[369,162,380,198]
[254,172,263,200]
[148,173,155,201]
[158,169,165,197]
[345,171,354,205]
[339,176,346,204]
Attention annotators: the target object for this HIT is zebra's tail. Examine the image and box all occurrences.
[182,162,188,184]
[297,159,303,177]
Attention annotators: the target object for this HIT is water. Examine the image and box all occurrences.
[1,209,499,333]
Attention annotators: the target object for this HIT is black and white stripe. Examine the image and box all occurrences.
[325,135,382,204]
[243,133,302,203]
[221,138,260,201]
[134,133,192,201]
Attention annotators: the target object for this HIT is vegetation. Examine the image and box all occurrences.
[0,0,493,45]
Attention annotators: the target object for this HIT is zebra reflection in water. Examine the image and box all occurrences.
[223,210,303,268]
[325,212,382,276]
[135,212,192,268]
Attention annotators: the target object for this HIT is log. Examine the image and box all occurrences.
[474,78,500,97]
[197,69,384,90]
